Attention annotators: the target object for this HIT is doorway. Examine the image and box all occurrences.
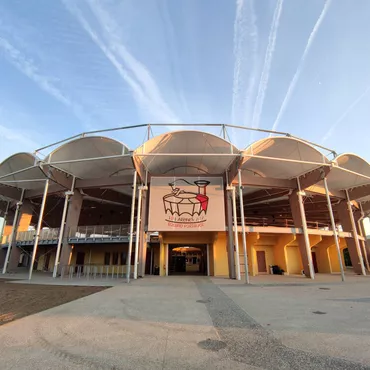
[43,253,51,271]
[75,252,85,272]
[168,244,208,275]
[256,251,267,273]
[311,251,319,273]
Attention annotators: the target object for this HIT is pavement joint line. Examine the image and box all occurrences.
[161,328,169,369]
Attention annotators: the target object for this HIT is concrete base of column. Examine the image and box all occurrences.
[337,201,365,275]
[0,249,6,269]
[289,192,314,279]
[58,243,72,275]
[8,246,21,272]
[344,238,364,274]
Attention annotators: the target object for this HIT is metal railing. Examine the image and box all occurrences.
[1,228,61,245]
[59,264,132,280]
[68,224,131,240]
[0,224,132,245]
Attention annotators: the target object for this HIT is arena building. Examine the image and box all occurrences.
[0,124,369,282]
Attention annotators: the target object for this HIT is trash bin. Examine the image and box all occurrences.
[154,266,159,275]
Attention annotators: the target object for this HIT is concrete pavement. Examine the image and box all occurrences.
[1,275,370,369]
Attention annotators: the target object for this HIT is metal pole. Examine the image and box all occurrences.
[53,177,75,278]
[231,187,241,280]
[238,170,250,284]
[358,204,370,272]
[222,124,227,140]
[165,244,169,276]
[29,179,49,280]
[2,190,25,274]
[206,244,210,276]
[225,172,236,279]
[297,177,315,279]
[134,186,143,279]
[126,171,137,283]
[345,190,366,275]
[150,246,154,275]
[323,178,345,281]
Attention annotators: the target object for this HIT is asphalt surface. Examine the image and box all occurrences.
[0,275,370,369]
[195,278,369,370]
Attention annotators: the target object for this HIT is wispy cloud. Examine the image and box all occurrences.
[63,0,180,124]
[0,124,39,150]
[232,0,259,130]
[251,0,284,130]
[157,1,190,120]
[0,36,91,128]
[0,106,40,160]
[271,0,332,132]
[321,85,370,143]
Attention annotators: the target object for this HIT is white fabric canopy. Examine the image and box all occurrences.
[134,131,239,176]
[325,153,370,191]
[0,153,47,190]
[45,136,133,179]
[241,137,330,179]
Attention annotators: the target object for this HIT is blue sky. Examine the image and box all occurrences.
[0,0,370,161]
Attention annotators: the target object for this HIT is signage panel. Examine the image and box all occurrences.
[148,177,225,231]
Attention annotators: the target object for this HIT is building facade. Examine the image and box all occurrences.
[0,125,370,281]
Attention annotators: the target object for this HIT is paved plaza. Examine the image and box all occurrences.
[1,274,370,369]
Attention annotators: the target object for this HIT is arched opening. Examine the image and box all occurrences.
[169,244,208,275]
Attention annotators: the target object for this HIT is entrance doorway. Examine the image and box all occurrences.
[168,244,208,275]
[75,252,85,273]
[256,251,267,273]
[311,251,319,273]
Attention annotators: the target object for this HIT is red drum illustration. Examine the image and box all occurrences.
[163,179,210,221]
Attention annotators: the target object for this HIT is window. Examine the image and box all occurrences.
[104,252,111,265]
[112,252,119,265]
[120,252,127,265]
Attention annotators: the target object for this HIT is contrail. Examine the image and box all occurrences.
[157,0,191,120]
[251,0,284,130]
[231,0,258,124]
[63,0,180,124]
[232,0,247,126]
[0,36,91,127]
[231,0,258,145]
[321,85,370,143]
[271,0,332,133]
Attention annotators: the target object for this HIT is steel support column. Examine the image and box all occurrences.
[323,178,345,281]
[29,179,49,280]
[126,171,137,283]
[225,172,236,279]
[134,186,143,279]
[138,182,148,278]
[206,244,210,276]
[231,186,241,280]
[2,190,25,274]
[238,170,250,284]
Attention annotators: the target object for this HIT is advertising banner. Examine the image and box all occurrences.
[148,177,225,231]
